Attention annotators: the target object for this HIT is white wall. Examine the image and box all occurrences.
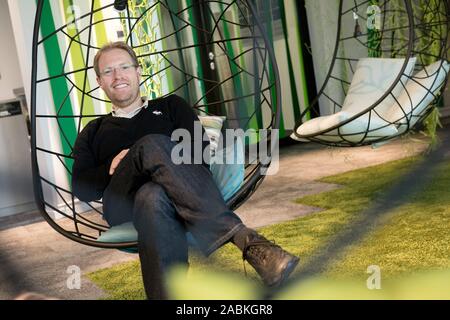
[8,0,35,106]
[0,0,23,101]
[7,0,103,219]
[0,0,35,217]
[7,0,71,219]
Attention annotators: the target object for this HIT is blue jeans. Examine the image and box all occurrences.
[102,134,244,299]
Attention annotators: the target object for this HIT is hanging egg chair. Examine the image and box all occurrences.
[291,0,450,146]
[30,0,281,249]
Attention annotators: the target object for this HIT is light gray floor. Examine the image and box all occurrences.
[0,132,432,299]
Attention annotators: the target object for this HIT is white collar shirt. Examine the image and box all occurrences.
[111,97,148,118]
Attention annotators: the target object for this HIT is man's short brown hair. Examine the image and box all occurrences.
[93,42,140,77]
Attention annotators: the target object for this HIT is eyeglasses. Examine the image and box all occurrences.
[99,63,137,77]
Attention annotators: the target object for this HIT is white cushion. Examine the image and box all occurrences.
[291,58,417,142]
[290,110,399,143]
[290,112,346,142]
[338,110,398,142]
[327,57,415,141]
[343,57,417,116]
[386,60,450,133]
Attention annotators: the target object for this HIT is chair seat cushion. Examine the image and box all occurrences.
[291,110,398,143]
[97,222,198,251]
[96,222,139,253]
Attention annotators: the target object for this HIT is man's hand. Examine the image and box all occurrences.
[109,149,129,175]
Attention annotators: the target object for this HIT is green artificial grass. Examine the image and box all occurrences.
[88,260,146,300]
[88,155,450,299]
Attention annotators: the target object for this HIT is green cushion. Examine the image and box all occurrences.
[97,222,198,252]
[97,222,137,242]
[97,222,138,253]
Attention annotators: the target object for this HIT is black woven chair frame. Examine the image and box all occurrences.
[31,0,281,248]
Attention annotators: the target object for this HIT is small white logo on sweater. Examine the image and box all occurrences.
[153,110,163,116]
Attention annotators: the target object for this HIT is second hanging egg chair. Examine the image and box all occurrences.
[291,0,450,146]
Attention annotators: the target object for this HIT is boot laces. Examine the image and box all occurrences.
[242,239,280,277]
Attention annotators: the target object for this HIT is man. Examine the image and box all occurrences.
[72,41,299,299]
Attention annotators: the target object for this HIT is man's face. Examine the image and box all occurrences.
[96,48,142,108]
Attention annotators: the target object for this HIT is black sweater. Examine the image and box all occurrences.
[72,94,209,202]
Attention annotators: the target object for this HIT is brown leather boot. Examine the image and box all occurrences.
[242,232,299,287]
